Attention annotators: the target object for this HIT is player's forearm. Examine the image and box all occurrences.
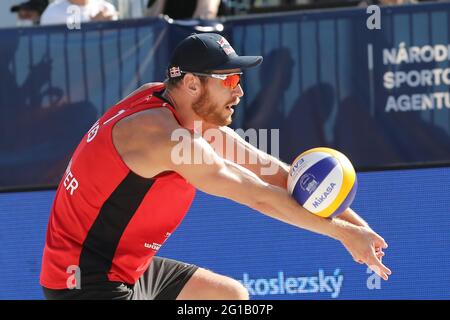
[216,126,290,189]
[228,154,289,189]
[186,139,352,242]
[257,152,290,188]
[221,162,352,242]
[336,207,370,228]
[252,183,357,242]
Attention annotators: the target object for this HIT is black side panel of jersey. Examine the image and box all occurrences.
[79,172,154,285]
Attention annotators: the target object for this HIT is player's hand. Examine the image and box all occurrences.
[91,7,115,21]
[339,225,392,280]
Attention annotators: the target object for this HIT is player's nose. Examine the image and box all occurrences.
[233,84,244,98]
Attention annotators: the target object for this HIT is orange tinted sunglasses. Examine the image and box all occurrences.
[183,72,243,89]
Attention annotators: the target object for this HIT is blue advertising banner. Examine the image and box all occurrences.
[1,166,449,299]
[226,4,450,167]
[0,3,449,190]
[0,18,169,189]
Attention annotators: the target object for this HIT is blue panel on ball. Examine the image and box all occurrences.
[292,156,339,205]
[330,177,358,217]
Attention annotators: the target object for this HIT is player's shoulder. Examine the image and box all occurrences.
[116,106,181,142]
[112,106,183,166]
[139,107,180,131]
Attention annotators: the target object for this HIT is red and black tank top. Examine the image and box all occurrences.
[40,83,196,289]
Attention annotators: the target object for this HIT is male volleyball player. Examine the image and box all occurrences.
[40,33,391,300]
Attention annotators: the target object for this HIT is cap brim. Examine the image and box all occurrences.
[10,5,21,12]
[215,56,263,71]
[11,3,37,12]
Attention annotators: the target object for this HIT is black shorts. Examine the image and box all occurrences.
[42,257,199,300]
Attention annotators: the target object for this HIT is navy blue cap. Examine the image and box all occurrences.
[10,0,48,14]
[168,33,263,78]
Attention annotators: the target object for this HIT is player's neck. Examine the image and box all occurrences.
[162,89,203,131]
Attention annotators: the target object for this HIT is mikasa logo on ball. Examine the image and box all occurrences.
[299,173,319,194]
[312,183,337,209]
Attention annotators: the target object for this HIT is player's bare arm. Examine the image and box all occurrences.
[113,110,391,280]
[208,125,290,189]
[215,126,373,229]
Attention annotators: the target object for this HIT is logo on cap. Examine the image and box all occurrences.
[169,66,182,78]
[216,37,235,56]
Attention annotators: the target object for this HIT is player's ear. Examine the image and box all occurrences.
[183,73,202,97]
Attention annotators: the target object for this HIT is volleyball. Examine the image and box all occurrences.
[287,147,357,218]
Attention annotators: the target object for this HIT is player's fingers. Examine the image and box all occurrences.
[373,234,388,249]
[368,263,388,280]
[368,251,391,280]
